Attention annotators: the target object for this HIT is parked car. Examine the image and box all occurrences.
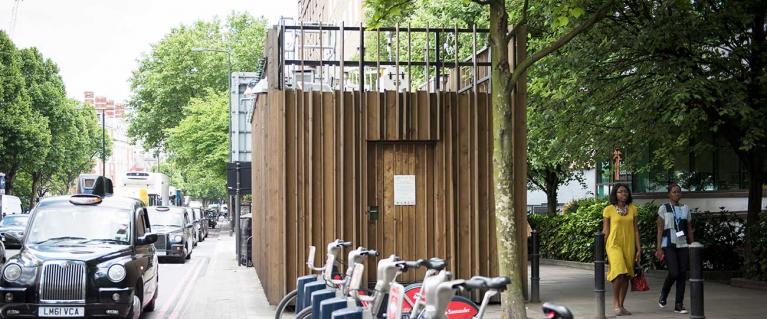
[185,208,199,247]
[206,210,218,229]
[191,207,207,241]
[0,194,159,319]
[147,206,194,263]
[0,214,29,249]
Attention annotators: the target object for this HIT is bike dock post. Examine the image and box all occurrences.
[530,229,540,303]
[594,232,606,319]
[690,242,705,319]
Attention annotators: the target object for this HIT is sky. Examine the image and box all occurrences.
[0,0,297,103]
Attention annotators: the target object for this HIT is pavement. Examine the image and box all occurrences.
[171,221,273,319]
[198,226,767,318]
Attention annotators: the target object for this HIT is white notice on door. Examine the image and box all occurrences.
[394,175,416,206]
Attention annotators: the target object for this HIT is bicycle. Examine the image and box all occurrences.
[292,246,381,319]
[273,239,353,319]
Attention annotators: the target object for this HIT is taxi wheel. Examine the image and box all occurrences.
[127,295,141,319]
[144,285,157,312]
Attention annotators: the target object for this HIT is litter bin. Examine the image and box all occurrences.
[239,213,253,267]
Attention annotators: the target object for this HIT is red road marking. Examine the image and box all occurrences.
[167,258,207,319]
[157,259,203,316]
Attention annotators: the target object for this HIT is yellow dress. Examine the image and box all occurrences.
[603,204,637,281]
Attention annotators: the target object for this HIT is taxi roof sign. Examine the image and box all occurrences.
[154,206,170,212]
[69,194,103,205]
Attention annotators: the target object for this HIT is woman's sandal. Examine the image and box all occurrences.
[614,307,624,316]
[621,307,632,315]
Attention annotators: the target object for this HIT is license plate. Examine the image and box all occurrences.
[158,250,166,256]
[39,306,84,317]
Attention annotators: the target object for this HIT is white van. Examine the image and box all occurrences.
[0,194,22,216]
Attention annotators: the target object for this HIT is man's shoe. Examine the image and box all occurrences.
[674,304,688,314]
[658,295,667,308]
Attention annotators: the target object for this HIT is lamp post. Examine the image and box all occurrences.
[101,111,106,177]
[191,47,239,261]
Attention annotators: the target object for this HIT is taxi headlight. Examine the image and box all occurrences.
[171,235,183,243]
[107,265,126,283]
[3,264,22,282]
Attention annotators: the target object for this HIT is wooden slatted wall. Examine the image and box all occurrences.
[252,89,498,305]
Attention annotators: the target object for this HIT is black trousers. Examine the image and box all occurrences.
[661,246,689,305]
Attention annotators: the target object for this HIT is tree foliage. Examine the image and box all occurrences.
[128,12,268,150]
[0,31,51,196]
[0,31,107,209]
[548,0,766,273]
[127,12,267,201]
[165,90,228,201]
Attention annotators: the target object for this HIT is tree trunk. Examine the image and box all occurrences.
[30,172,41,208]
[489,0,527,317]
[744,151,764,274]
[4,163,20,195]
[546,171,559,215]
[545,168,560,215]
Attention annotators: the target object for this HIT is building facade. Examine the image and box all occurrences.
[83,91,151,183]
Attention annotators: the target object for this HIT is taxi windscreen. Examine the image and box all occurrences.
[148,211,185,228]
[0,215,29,227]
[26,206,132,245]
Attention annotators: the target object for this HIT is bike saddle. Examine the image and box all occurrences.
[394,259,423,272]
[542,302,574,319]
[469,276,511,290]
[421,257,446,271]
[461,278,487,290]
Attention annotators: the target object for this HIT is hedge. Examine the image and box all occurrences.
[528,197,766,279]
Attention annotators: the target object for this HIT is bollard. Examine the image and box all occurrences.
[594,232,606,319]
[530,230,540,303]
[689,242,705,319]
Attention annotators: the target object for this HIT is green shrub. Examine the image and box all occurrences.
[693,209,745,271]
[528,200,765,277]
[745,215,767,281]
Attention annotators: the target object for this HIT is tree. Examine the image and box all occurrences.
[18,47,67,207]
[165,90,228,202]
[366,0,616,317]
[0,31,51,195]
[128,12,268,150]
[553,0,766,275]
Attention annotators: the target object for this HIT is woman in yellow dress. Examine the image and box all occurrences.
[602,183,641,316]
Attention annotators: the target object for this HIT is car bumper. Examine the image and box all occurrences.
[0,287,134,318]
[157,244,185,258]
[0,302,132,318]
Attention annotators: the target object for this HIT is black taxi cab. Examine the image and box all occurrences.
[0,193,159,318]
[146,206,194,263]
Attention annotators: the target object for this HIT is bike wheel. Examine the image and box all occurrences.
[295,306,312,319]
[274,289,298,319]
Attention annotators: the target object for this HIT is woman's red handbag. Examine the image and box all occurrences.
[631,264,650,292]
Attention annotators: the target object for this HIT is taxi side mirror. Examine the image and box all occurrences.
[137,233,158,245]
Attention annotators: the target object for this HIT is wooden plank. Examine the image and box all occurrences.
[323,91,335,243]
[343,91,355,242]
[457,92,472,279]
[385,91,398,140]
[366,91,380,140]
[476,92,488,276]
[284,90,298,291]
[383,144,395,256]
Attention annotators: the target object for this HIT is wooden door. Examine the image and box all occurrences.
[366,142,438,284]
